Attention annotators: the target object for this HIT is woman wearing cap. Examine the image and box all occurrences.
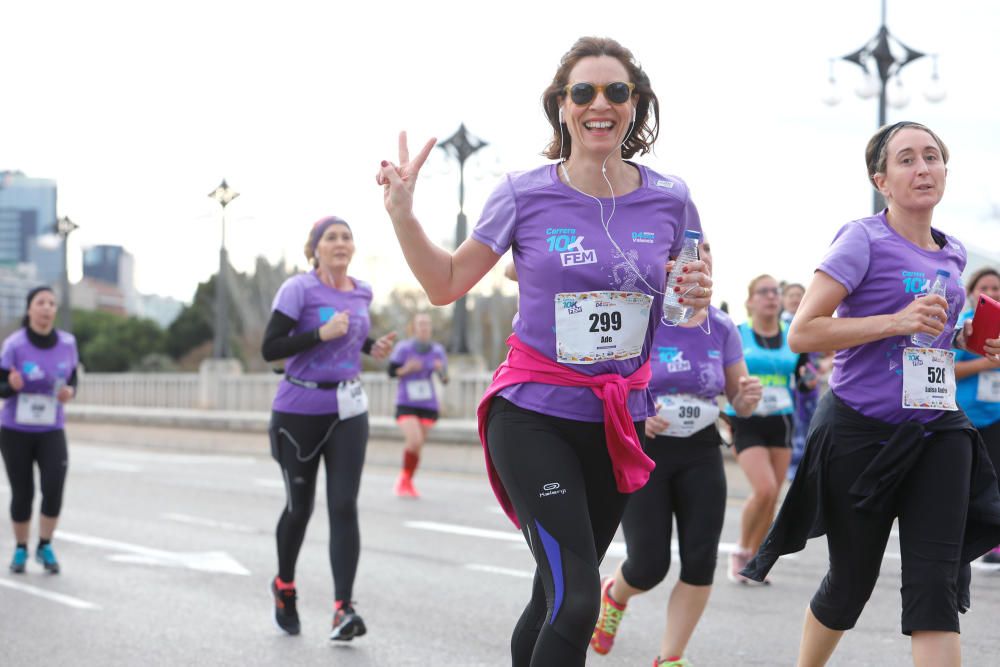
[378,36,712,667]
[743,122,1000,667]
[262,216,395,641]
[0,286,79,575]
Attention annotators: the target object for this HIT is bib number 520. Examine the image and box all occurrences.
[588,311,622,333]
[927,367,946,383]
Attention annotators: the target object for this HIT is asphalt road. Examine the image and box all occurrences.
[1,423,999,666]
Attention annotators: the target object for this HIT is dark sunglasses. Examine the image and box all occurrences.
[563,81,635,105]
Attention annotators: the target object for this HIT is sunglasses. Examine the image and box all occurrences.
[563,81,635,105]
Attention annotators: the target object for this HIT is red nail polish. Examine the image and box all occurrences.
[678,298,685,303]
[381,160,389,167]
[682,267,689,273]
[674,286,681,293]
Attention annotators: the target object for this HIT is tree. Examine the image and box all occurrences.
[73,310,167,372]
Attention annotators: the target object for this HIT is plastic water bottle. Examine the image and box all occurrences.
[911,269,950,348]
[662,230,702,324]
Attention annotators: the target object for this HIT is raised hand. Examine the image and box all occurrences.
[890,294,948,339]
[645,414,669,439]
[8,368,24,392]
[319,311,351,341]
[377,131,437,220]
[370,332,397,361]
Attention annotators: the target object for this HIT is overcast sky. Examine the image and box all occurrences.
[4,0,1000,314]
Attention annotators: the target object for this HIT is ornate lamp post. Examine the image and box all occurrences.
[207,179,240,358]
[822,0,945,213]
[53,216,79,331]
[438,124,487,354]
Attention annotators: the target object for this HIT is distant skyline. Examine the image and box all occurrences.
[4,1,1000,313]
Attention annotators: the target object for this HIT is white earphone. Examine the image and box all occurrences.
[558,108,564,124]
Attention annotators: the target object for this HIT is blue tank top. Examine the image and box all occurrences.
[724,322,797,417]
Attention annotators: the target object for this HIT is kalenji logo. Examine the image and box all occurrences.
[539,481,568,498]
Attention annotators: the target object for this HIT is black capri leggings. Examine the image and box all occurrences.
[486,397,637,667]
[621,431,726,589]
[811,429,971,635]
[0,427,69,522]
[270,411,368,603]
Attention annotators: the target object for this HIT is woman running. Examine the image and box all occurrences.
[378,36,712,667]
[262,216,395,640]
[0,286,78,575]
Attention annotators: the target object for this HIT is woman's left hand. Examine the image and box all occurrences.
[57,385,75,403]
[370,332,397,361]
[956,320,1000,361]
[666,258,713,312]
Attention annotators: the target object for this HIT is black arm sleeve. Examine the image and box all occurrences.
[261,310,322,362]
[387,361,403,378]
[0,368,14,399]
[362,337,375,356]
[794,353,812,393]
[67,368,78,390]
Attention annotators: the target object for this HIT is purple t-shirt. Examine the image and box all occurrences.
[270,272,372,415]
[472,163,701,422]
[1,329,79,432]
[390,338,448,411]
[648,307,742,400]
[819,212,966,424]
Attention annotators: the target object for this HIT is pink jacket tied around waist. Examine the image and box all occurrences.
[477,334,655,527]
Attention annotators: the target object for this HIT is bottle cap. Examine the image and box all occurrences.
[683,230,702,240]
[935,269,951,277]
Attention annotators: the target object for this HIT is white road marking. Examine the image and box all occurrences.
[466,564,533,578]
[405,520,523,543]
[254,478,285,489]
[160,512,256,533]
[0,579,99,610]
[57,530,251,576]
[90,461,143,473]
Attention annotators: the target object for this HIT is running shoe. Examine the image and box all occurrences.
[271,578,301,635]
[982,547,1000,564]
[393,472,420,498]
[591,576,626,655]
[35,543,59,574]
[9,546,28,574]
[330,601,367,641]
[654,658,692,666]
[727,550,749,584]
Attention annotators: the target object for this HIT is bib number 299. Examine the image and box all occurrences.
[588,311,622,333]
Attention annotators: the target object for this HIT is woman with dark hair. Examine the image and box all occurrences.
[953,267,1000,563]
[743,122,1000,667]
[0,286,78,574]
[262,216,395,640]
[378,35,712,667]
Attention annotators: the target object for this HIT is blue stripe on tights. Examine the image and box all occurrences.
[534,519,564,625]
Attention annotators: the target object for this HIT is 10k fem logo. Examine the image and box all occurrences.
[546,228,597,267]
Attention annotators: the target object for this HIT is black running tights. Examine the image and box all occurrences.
[0,427,68,522]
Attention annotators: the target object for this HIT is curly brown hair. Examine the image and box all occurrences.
[542,36,659,161]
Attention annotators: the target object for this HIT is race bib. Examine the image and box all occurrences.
[977,370,1000,403]
[16,393,57,426]
[555,291,652,364]
[337,379,369,420]
[405,378,433,402]
[902,348,957,411]
[753,386,793,416]
[655,394,720,438]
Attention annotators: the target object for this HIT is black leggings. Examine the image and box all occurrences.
[978,419,1000,478]
[811,429,971,635]
[486,397,637,667]
[270,411,368,603]
[621,435,726,589]
[0,427,68,522]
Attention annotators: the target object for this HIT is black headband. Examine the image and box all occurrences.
[872,121,913,171]
[25,285,54,311]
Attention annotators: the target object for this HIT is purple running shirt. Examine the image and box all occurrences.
[472,163,701,422]
[1,329,78,433]
[390,338,448,411]
[270,271,372,415]
[819,212,966,424]
[648,306,742,400]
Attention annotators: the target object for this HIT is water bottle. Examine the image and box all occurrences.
[911,269,950,348]
[662,230,702,324]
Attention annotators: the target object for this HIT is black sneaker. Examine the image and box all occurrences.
[271,578,300,635]
[983,549,1000,564]
[329,602,367,641]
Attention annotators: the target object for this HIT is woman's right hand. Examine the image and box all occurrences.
[377,131,436,221]
[890,294,948,339]
[645,414,668,439]
[8,369,23,392]
[319,311,350,341]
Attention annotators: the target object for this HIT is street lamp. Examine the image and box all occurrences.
[822,0,945,213]
[438,123,488,355]
[207,179,240,358]
[53,216,79,332]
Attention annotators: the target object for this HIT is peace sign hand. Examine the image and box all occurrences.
[377,131,436,220]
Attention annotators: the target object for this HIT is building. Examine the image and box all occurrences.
[83,244,137,313]
[0,263,41,326]
[0,171,61,285]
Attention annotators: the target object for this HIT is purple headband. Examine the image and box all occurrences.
[309,216,351,255]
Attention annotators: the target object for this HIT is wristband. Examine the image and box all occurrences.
[362,337,375,355]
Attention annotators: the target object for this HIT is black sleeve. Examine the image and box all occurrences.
[794,353,812,393]
[67,367,78,390]
[261,310,322,362]
[387,361,403,378]
[362,337,375,356]
[0,368,14,399]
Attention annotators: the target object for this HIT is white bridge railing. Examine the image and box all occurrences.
[75,367,494,419]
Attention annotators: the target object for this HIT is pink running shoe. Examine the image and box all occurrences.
[393,471,420,498]
[591,576,626,655]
